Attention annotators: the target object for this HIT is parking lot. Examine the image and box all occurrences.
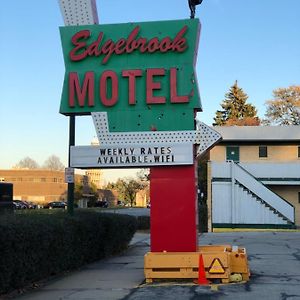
[126,231,300,300]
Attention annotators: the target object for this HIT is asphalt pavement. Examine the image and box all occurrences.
[126,231,300,300]
[11,231,300,300]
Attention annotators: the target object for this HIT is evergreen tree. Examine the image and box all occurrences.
[213,81,260,126]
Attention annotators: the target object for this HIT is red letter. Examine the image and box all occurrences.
[69,30,90,61]
[146,68,166,104]
[122,69,142,105]
[100,70,118,106]
[170,68,189,103]
[115,38,126,54]
[159,37,172,52]
[136,38,147,53]
[68,72,94,107]
[146,37,159,53]
[171,26,188,52]
[126,26,140,53]
[101,40,115,64]
[87,32,103,57]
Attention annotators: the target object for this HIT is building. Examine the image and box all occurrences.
[85,169,102,188]
[97,189,119,206]
[207,126,300,230]
[85,137,103,188]
[136,187,150,207]
[0,169,81,206]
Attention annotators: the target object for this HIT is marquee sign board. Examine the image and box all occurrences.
[70,143,193,168]
[59,19,201,132]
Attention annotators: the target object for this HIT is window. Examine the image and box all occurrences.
[298,192,300,204]
[298,146,300,158]
[259,146,268,158]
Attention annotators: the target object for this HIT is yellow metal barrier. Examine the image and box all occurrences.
[144,245,250,284]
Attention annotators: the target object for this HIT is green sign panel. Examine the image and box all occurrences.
[60,19,201,132]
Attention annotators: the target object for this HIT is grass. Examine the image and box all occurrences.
[14,209,66,215]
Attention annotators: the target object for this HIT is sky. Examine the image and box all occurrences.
[0,0,300,182]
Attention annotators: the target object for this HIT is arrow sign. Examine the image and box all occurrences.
[91,112,222,156]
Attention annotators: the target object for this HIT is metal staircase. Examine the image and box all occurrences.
[211,161,295,226]
[233,163,294,224]
[235,182,293,225]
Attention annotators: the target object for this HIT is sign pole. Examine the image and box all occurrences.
[58,0,99,215]
[67,115,75,215]
[150,163,198,252]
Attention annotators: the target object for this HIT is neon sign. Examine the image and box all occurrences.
[60,19,201,132]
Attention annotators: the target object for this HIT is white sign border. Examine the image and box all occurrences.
[70,143,194,168]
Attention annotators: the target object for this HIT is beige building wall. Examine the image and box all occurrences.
[210,146,226,161]
[136,187,150,207]
[270,186,300,226]
[209,144,300,227]
[210,145,299,162]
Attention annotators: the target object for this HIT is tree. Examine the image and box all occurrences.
[66,178,99,206]
[105,177,147,207]
[136,169,150,181]
[213,80,260,126]
[59,178,98,205]
[264,85,300,125]
[14,157,39,169]
[43,155,65,171]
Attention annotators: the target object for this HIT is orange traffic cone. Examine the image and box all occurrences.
[197,254,209,285]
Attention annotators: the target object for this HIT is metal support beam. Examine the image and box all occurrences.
[67,115,75,215]
[58,0,99,215]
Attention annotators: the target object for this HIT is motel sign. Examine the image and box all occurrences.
[60,19,201,133]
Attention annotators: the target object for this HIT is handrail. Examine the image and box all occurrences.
[233,162,294,223]
[236,163,294,209]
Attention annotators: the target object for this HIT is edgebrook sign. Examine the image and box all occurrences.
[60,19,201,132]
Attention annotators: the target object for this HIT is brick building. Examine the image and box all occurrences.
[0,169,81,206]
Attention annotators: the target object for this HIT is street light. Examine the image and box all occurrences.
[188,0,203,19]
